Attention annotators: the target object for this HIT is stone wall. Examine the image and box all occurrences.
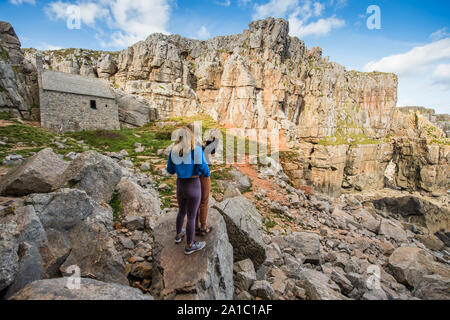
[40,90,120,132]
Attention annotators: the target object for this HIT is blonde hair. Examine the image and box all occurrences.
[172,127,195,157]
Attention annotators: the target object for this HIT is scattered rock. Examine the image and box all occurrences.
[379,219,408,243]
[297,268,348,300]
[0,149,68,196]
[388,247,450,289]
[249,280,274,300]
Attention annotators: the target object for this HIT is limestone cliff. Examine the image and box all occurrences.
[0,22,39,120]
[10,18,450,196]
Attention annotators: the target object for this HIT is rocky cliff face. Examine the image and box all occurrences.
[10,18,450,196]
[0,22,39,120]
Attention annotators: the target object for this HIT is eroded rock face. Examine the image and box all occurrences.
[59,150,122,204]
[151,209,233,300]
[0,22,39,120]
[0,149,69,197]
[10,277,153,300]
[214,196,266,269]
[0,204,47,298]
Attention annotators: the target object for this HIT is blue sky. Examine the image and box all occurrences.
[1,0,449,113]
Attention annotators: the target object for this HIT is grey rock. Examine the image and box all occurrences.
[60,217,128,285]
[115,89,158,128]
[117,179,161,230]
[249,280,274,300]
[234,259,257,292]
[4,242,43,299]
[151,208,233,300]
[273,232,322,265]
[10,277,153,300]
[214,196,266,268]
[229,169,251,192]
[27,189,95,231]
[0,148,68,196]
[223,184,241,199]
[0,204,46,294]
[39,228,71,278]
[413,274,450,300]
[388,246,450,289]
[297,268,348,300]
[122,215,145,231]
[378,218,407,242]
[140,162,151,171]
[59,150,122,204]
[330,269,353,295]
[235,290,253,300]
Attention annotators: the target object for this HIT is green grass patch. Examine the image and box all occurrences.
[0,45,9,61]
[110,192,124,223]
[0,112,12,120]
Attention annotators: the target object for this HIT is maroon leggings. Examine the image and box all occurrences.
[176,178,201,245]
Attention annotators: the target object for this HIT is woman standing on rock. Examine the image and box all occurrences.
[187,124,219,237]
[167,127,210,255]
[196,129,220,237]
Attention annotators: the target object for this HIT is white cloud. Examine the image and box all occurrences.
[289,15,344,37]
[252,0,299,20]
[252,0,345,38]
[39,43,63,50]
[430,27,450,42]
[9,0,35,5]
[363,38,450,76]
[196,26,211,40]
[364,38,450,113]
[216,0,231,6]
[432,63,450,87]
[45,0,171,48]
[238,0,251,7]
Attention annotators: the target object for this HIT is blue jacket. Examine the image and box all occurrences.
[167,145,210,178]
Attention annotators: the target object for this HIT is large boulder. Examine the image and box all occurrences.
[0,148,68,196]
[213,196,266,269]
[26,189,96,231]
[0,204,47,297]
[116,178,161,230]
[150,209,234,300]
[59,151,122,204]
[388,247,450,289]
[273,232,322,265]
[115,89,158,128]
[3,243,43,299]
[229,169,252,192]
[10,278,153,300]
[59,211,127,286]
[378,218,407,243]
[297,268,348,300]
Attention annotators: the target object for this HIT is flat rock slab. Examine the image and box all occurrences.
[151,209,233,300]
[10,278,153,300]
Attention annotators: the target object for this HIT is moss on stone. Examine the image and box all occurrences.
[0,45,9,61]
